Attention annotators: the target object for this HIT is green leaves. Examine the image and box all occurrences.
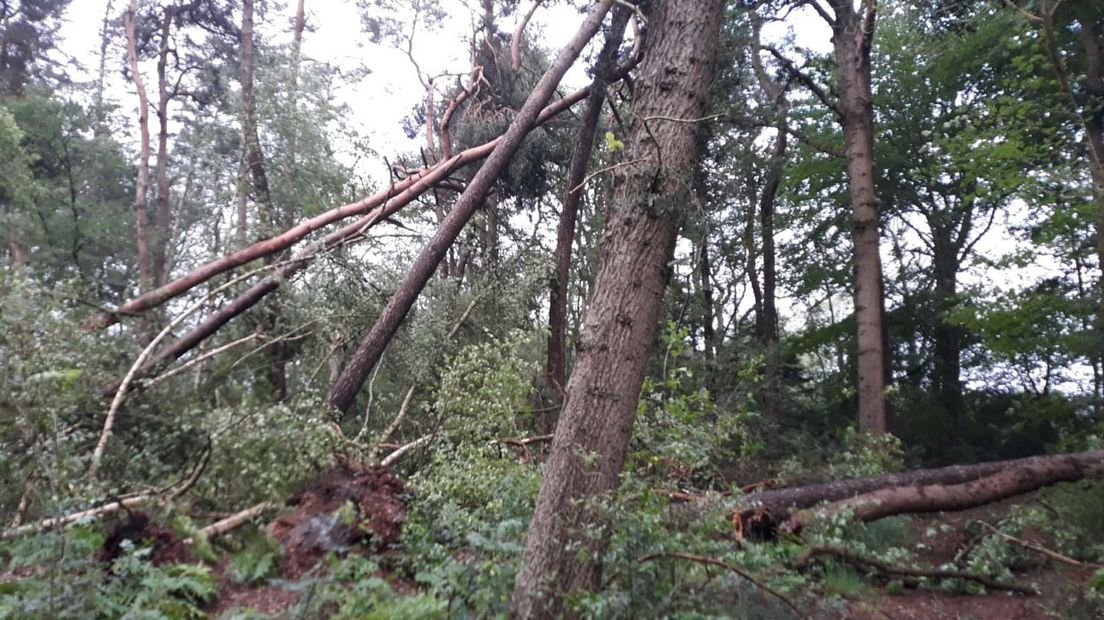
[603,130,624,153]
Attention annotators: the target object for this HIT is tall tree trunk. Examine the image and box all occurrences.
[94,0,115,135]
[326,1,616,414]
[931,223,964,429]
[241,0,287,401]
[152,7,174,288]
[511,2,724,616]
[1082,23,1104,411]
[546,9,629,401]
[831,0,889,434]
[124,0,153,292]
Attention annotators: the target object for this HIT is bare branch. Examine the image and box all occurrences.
[512,0,543,70]
[764,46,841,118]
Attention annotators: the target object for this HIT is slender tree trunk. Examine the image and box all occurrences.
[94,0,115,135]
[758,119,786,420]
[152,8,174,288]
[930,223,964,429]
[546,9,629,400]
[326,1,616,414]
[511,2,724,616]
[697,227,717,364]
[125,0,153,292]
[286,0,306,182]
[832,0,889,434]
[241,0,287,401]
[1082,23,1104,412]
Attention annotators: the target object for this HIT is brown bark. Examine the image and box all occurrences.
[326,0,616,414]
[82,70,632,331]
[546,8,629,400]
[830,0,889,434]
[511,2,724,616]
[125,0,153,292]
[152,7,174,288]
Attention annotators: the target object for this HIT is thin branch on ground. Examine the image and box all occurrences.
[795,544,1039,595]
[637,551,803,616]
[975,520,1102,569]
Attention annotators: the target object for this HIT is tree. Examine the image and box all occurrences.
[511,1,725,615]
[544,7,630,421]
[0,0,69,97]
[326,0,616,414]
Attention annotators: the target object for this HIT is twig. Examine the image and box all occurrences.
[380,435,434,467]
[637,551,803,616]
[145,332,260,387]
[569,158,651,195]
[975,520,1101,568]
[640,112,725,125]
[795,544,1039,595]
[501,433,554,447]
[366,385,416,457]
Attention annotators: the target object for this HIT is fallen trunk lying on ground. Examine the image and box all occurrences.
[728,449,1104,540]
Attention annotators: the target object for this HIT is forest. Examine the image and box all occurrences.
[1,0,1103,617]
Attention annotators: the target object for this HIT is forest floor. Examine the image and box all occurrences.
[201,486,1099,619]
[834,499,1098,619]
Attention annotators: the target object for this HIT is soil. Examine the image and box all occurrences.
[266,459,409,579]
[97,510,192,566]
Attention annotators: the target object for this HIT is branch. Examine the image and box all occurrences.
[189,501,273,543]
[795,544,1039,595]
[512,0,543,70]
[764,46,841,118]
[637,551,803,616]
[380,435,434,467]
[975,520,1102,568]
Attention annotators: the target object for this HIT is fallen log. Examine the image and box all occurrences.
[731,449,1104,540]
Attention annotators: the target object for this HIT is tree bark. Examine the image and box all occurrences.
[546,8,629,403]
[511,2,725,616]
[326,0,616,414]
[124,0,153,293]
[831,0,889,434]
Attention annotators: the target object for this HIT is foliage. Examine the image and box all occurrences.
[630,323,760,488]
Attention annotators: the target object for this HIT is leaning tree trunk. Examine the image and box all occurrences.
[124,0,152,293]
[545,8,630,416]
[326,1,616,414]
[511,2,725,617]
[832,0,889,434]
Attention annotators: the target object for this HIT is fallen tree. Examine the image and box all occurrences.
[83,54,642,333]
[728,449,1104,540]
